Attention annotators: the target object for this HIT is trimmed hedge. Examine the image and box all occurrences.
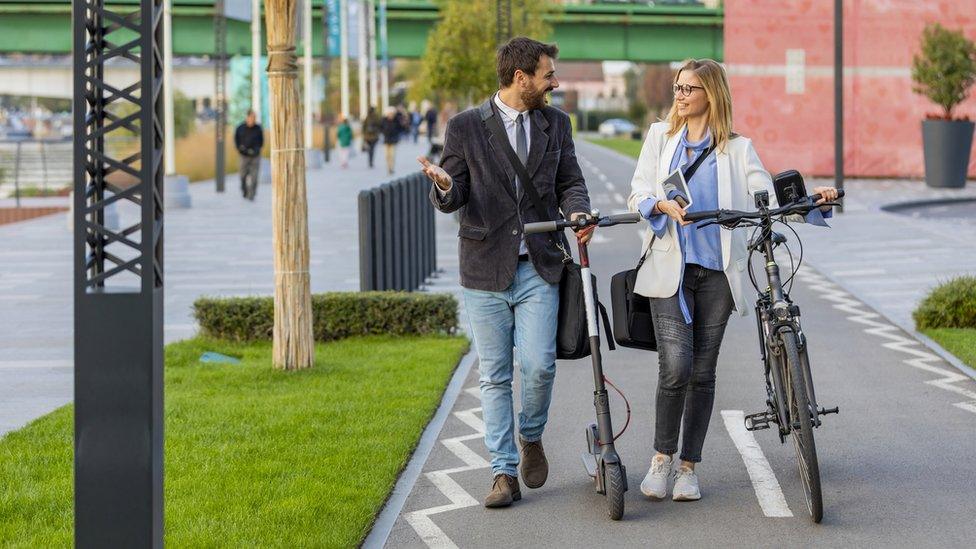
[193,292,458,342]
[913,276,976,330]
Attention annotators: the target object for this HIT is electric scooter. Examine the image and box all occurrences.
[524,209,642,521]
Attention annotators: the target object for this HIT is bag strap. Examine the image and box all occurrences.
[598,301,616,351]
[681,143,716,182]
[485,107,571,263]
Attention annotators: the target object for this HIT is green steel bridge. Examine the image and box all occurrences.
[0,0,723,62]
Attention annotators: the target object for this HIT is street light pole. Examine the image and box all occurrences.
[322,0,334,162]
[834,0,844,212]
[252,0,261,121]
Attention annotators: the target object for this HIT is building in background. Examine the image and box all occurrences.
[726,0,976,179]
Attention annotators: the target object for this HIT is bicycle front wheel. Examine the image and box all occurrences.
[782,331,823,523]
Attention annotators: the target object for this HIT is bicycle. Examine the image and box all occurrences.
[524,209,643,521]
[684,174,844,523]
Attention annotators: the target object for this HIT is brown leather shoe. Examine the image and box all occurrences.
[484,474,521,508]
[519,437,549,489]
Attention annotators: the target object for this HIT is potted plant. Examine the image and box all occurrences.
[912,23,976,188]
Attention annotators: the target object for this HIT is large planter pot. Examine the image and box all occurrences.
[922,119,974,188]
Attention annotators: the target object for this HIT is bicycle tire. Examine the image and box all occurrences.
[782,331,824,523]
[604,462,625,521]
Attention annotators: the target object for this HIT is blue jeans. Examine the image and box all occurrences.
[462,260,559,477]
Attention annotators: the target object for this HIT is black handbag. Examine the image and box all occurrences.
[610,141,715,351]
[484,108,613,360]
[611,250,656,350]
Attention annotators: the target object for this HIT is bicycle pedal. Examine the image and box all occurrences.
[744,412,773,431]
[818,406,839,416]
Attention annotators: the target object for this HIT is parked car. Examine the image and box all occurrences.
[598,118,638,137]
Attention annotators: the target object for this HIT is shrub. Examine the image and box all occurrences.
[913,276,976,329]
[911,23,976,119]
[193,292,459,342]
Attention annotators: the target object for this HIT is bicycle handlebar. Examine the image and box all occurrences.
[523,212,642,235]
[683,190,845,224]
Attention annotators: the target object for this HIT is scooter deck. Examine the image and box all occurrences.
[581,452,598,478]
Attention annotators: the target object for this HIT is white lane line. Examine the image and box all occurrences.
[403,398,489,549]
[613,192,626,205]
[796,268,976,414]
[721,410,794,518]
[831,268,887,277]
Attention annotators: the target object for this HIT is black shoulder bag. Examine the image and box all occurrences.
[484,111,614,360]
[610,142,715,351]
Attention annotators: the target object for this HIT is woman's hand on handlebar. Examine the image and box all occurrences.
[570,212,594,244]
[812,186,840,211]
[655,199,691,226]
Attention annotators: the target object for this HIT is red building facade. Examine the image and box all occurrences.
[725,0,976,178]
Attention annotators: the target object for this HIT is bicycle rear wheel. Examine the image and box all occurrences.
[782,331,823,523]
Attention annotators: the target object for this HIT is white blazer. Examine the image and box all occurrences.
[627,122,793,317]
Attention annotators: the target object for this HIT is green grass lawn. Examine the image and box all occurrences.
[922,328,976,370]
[585,136,643,159]
[0,335,468,548]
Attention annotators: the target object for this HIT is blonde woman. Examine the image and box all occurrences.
[627,59,838,502]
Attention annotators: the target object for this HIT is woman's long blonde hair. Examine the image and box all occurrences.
[665,58,734,153]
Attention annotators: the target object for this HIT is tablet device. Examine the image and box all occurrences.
[660,168,692,209]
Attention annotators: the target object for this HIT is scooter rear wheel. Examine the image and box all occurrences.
[605,463,625,520]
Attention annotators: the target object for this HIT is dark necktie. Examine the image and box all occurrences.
[516,113,528,167]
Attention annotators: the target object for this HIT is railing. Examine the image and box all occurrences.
[0,138,73,205]
[358,172,437,291]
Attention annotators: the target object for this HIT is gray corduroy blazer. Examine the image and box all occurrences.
[429,97,591,292]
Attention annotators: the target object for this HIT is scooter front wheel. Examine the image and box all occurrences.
[604,463,625,520]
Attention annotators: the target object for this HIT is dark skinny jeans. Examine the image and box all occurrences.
[649,263,734,463]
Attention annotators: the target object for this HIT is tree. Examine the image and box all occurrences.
[912,23,976,120]
[414,0,556,106]
[624,66,647,126]
[265,0,315,370]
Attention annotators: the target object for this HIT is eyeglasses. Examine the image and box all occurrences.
[672,83,705,97]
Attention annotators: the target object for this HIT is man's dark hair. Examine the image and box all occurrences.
[496,37,559,87]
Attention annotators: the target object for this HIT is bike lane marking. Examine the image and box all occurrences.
[402,398,487,549]
[721,410,794,518]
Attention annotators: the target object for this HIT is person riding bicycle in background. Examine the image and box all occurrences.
[626,58,838,502]
[233,109,264,201]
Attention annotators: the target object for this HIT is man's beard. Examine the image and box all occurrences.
[521,87,551,110]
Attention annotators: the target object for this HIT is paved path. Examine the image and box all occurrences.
[381,140,976,548]
[0,140,436,437]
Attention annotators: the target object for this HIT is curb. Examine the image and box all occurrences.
[803,259,976,383]
[579,137,641,166]
[880,196,976,213]
[362,347,479,549]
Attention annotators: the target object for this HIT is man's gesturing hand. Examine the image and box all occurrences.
[418,156,452,191]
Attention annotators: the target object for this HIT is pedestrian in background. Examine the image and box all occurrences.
[233,109,263,200]
[362,107,381,169]
[336,115,353,169]
[425,104,438,143]
[410,107,422,143]
[381,107,401,175]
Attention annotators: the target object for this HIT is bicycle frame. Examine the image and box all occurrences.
[749,200,822,438]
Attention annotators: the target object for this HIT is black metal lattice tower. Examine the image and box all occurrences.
[214,0,227,192]
[496,0,512,47]
[73,0,165,546]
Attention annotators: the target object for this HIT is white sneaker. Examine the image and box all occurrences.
[672,465,701,501]
[639,454,672,499]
